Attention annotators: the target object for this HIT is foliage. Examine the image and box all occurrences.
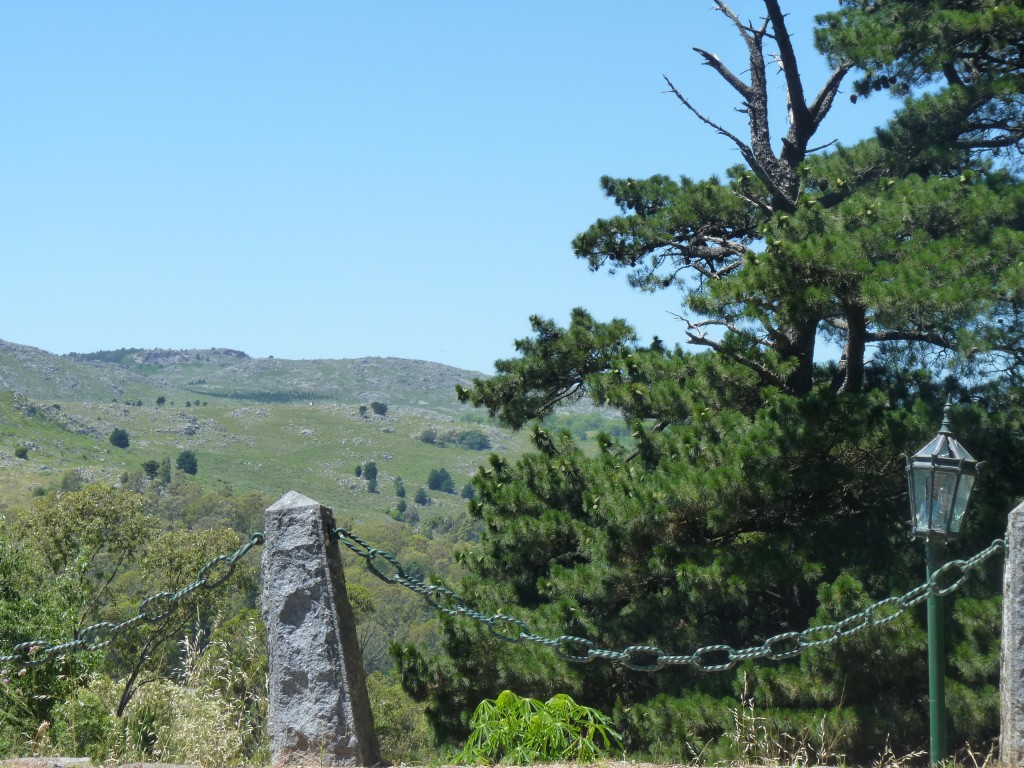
[367,671,432,763]
[456,690,621,765]
[16,483,153,629]
[176,449,198,475]
[428,467,455,494]
[13,445,28,459]
[109,427,130,449]
[456,429,492,451]
[0,524,97,754]
[371,401,389,416]
[414,487,431,506]
[141,459,159,478]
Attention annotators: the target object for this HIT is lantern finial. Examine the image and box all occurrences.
[938,395,954,436]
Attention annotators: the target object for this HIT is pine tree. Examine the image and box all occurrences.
[397,1,1024,761]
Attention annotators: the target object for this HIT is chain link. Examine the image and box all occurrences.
[0,532,265,668]
[333,527,1006,674]
[3,521,1004,676]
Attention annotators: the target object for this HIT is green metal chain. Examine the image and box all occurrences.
[3,522,1005,676]
[0,532,265,669]
[333,526,1006,673]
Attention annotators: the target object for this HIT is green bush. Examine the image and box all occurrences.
[48,683,116,761]
[456,429,491,451]
[176,450,198,475]
[457,690,621,765]
[14,445,28,459]
[366,672,431,763]
[109,428,130,449]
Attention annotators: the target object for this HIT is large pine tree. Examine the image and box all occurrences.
[396,1,1024,761]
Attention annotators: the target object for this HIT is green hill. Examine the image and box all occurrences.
[0,339,529,519]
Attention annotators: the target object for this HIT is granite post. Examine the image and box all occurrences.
[262,491,381,767]
[1001,502,1024,766]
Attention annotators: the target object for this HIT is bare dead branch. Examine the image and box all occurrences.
[693,47,752,101]
[662,75,751,153]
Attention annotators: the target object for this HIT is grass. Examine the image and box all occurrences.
[0,391,534,522]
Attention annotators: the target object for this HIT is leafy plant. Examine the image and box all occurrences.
[457,690,621,765]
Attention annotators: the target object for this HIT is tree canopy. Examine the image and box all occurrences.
[403,1,1024,762]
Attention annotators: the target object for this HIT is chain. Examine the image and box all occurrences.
[4,523,1004,674]
[0,532,265,669]
[333,526,1006,673]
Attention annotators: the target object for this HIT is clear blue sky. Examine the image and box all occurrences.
[1,2,897,374]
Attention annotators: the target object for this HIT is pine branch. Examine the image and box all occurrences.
[684,321,786,389]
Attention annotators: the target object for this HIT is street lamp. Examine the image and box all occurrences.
[906,396,980,765]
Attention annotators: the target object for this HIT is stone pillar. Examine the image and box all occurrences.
[262,491,381,767]
[1001,502,1024,766]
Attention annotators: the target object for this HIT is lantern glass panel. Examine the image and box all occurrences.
[912,468,932,531]
[949,473,975,535]
[930,468,959,531]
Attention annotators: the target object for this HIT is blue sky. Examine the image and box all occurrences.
[1,2,898,374]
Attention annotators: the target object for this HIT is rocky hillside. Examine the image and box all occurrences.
[0,339,485,415]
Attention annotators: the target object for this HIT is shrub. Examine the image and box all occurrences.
[109,428,130,449]
[457,690,621,765]
[414,487,431,506]
[370,401,388,416]
[176,450,198,475]
[366,672,431,763]
[427,468,455,494]
[141,460,159,478]
[419,428,438,445]
[14,445,28,459]
[457,429,491,451]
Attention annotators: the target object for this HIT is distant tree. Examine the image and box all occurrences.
[141,460,159,479]
[109,428,130,449]
[414,487,430,506]
[419,428,438,445]
[14,445,29,460]
[456,429,491,451]
[355,465,363,478]
[395,477,406,498]
[156,396,166,406]
[363,461,378,484]
[185,401,192,408]
[460,482,475,500]
[427,468,455,494]
[175,450,198,475]
[359,405,369,417]
[158,457,172,485]
[368,478,378,494]
[370,401,388,417]
[396,498,408,515]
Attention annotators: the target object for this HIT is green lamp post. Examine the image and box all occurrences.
[906,397,980,765]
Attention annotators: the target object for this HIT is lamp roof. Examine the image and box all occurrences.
[909,398,977,468]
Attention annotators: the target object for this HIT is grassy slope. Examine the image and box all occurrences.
[0,342,531,521]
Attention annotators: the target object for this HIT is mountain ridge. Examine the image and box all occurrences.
[0,338,486,412]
